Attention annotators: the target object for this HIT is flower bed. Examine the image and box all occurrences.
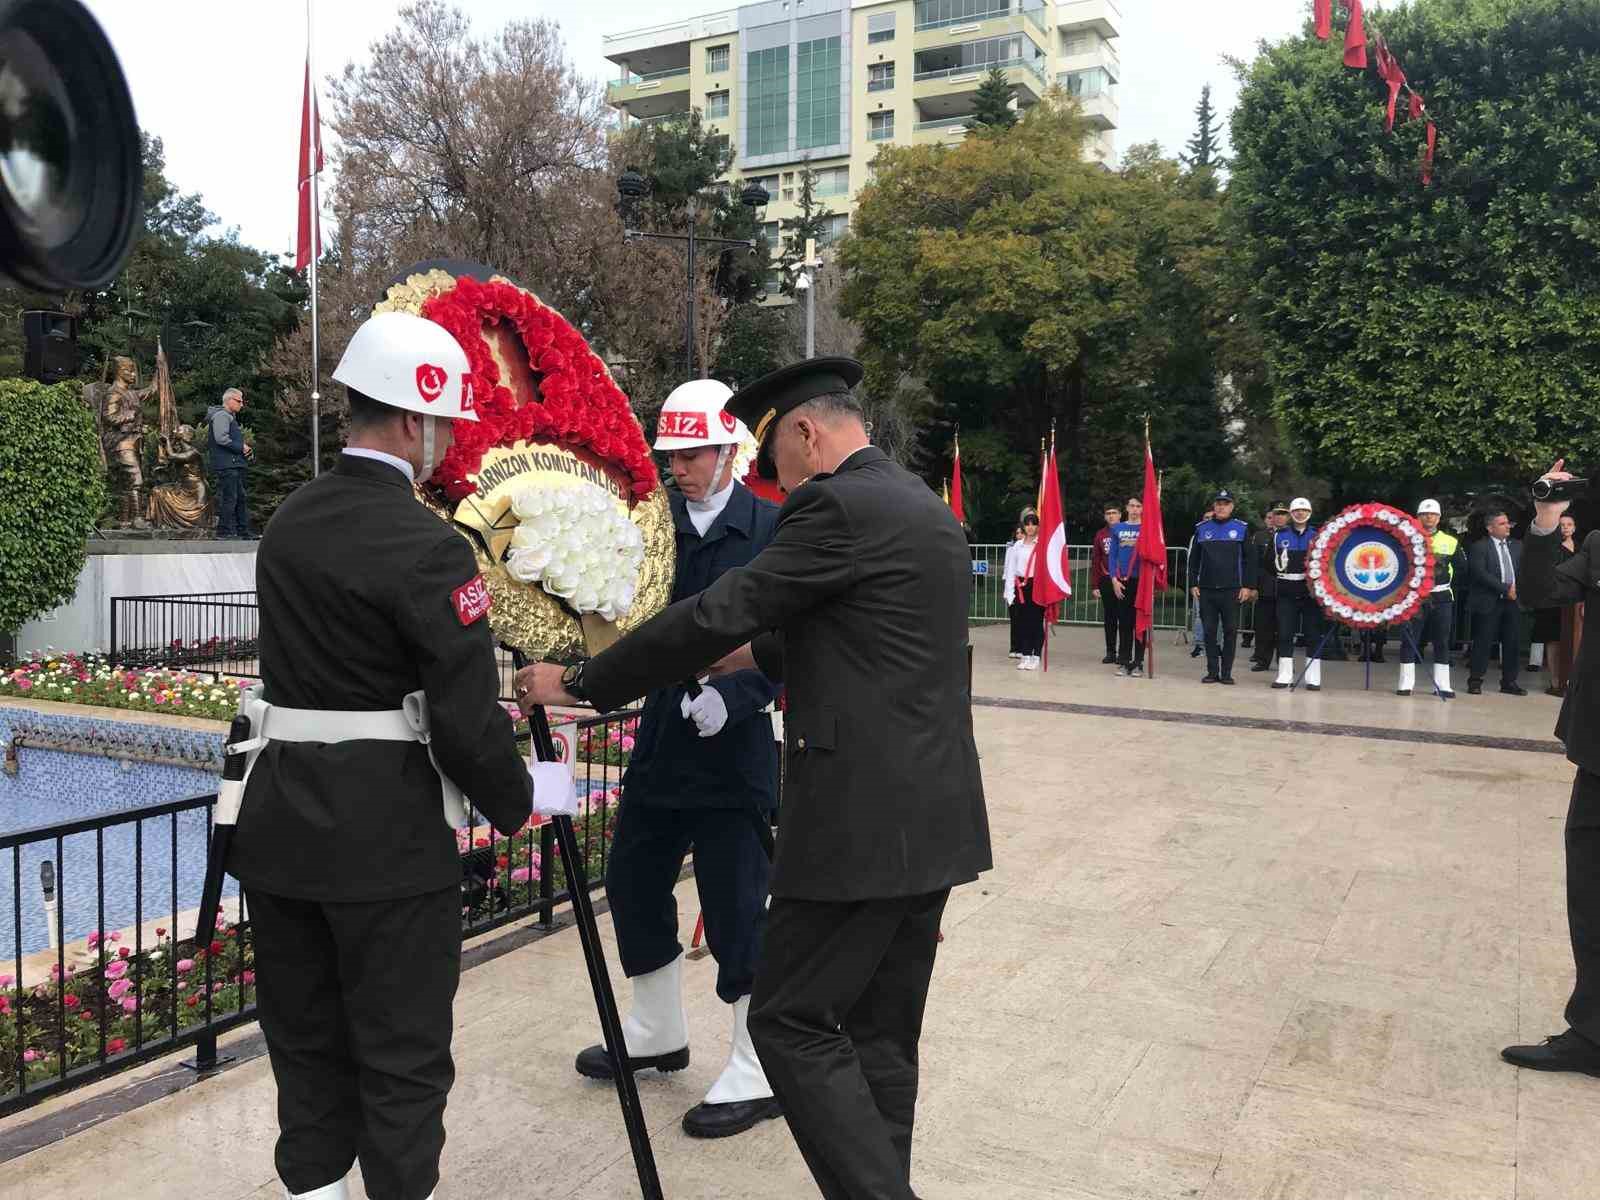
[1,653,247,722]
[457,788,618,920]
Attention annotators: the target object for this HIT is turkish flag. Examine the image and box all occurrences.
[1422,121,1438,186]
[295,56,324,273]
[1344,0,1368,69]
[1375,39,1406,131]
[1314,0,1332,40]
[1028,442,1070,671]
[1133,439,1167,640]
[950,438,966,525]
[1408,91,1425,122]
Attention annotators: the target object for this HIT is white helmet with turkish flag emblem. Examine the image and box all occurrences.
[653,379,747,451]
[332,311,479,423]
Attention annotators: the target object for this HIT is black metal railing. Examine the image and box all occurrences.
[0,705,651,1118]
[108,593,261,679]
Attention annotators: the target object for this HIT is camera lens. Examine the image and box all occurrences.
[0,0,139,292]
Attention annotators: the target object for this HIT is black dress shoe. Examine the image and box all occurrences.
[1306,684,1321,691]
[682,1095,783,1138]
[1371,651,1386,663]
[1190,645,1203,658]
[1219,676,1236,686]
[1201,673,1220,684]
[1101,654,1117,664]
[1527,661,1542,672]
[1271,681,1289,690]
[1501,683,1529,696]
[1467,680,1483,695]
[1396,688,1412,697]
[1548,685,1566,697]
[1501,1029,1600,1077]
[575,1042,690,1080]
[1250,661,1270,672]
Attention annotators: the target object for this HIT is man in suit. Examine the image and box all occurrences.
[1502,459,1600,1078]
[1249,503,1287,671]
[570,379,784,1140]
[1466,509,1528,695]
[516,357,992,1200]
[229,311,553,1200]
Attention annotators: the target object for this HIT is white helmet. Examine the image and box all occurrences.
[653,379,746,451]
[333,311,478,423]
[1290,496,1313,513]
[1417,498,1442,516]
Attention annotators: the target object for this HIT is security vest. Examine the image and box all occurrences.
[1430,530,1460,592]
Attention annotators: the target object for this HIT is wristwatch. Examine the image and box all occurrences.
[561,660,590,704]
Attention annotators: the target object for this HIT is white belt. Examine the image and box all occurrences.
[1278,572,1306,581]
[219,685,468,829]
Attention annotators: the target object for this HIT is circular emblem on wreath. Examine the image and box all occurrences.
[1307,503,1434,628]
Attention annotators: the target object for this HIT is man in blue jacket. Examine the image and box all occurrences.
[1188,489,1257,685]
[207,386,254,538]
[572,379,783,1139]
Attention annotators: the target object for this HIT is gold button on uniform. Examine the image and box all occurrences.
[797,737,807,750]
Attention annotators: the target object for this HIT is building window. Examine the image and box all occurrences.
[868,110,895,142]
[812,166,849,197]
[706,90,729,119]
[751,174,780,197]
[760,220,781,244]
[706,45,729,75]
[746,46,790,157]
[817,213,849,247]
[867,13,896,43]
[867,62,895,92]
[1061,67,1111,98]
[708,133,730,155]
[914,0,1009,30]
[796,36,842,150]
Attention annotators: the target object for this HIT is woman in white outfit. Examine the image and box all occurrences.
[1005,510,1045,670]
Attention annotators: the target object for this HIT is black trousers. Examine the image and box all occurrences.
[605,801,770,1003]
[1098,578,1119,655]
[1198,587,1240,677]
[1276,590,1324,658]
[1567,770,1600,1044]
[1401,596,1454,666]
[1251,590,1278,665]
[1009,579,1044,657]
[1470,601,1521,687]
[750,889,949,1200]
[1111,583,1143,668]
[215,467,251,537]
[248,886,460,1200]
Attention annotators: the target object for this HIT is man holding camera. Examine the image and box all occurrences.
[1501,460,1600,1078]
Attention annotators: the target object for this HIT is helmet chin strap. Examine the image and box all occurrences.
[418,415,443,484]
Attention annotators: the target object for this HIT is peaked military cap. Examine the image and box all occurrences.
[726,356,865,479]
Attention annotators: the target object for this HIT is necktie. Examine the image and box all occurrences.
[1497,540,1513,588]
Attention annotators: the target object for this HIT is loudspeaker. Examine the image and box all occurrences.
[22,310,78,383]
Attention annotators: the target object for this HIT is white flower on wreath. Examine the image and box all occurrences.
[503,481,645,622]
[727,429,760,487]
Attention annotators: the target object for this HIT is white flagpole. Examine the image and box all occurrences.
[307,0,321,476]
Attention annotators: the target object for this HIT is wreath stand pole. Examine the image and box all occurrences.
[1290,626,1339,692]
[514,652,664,1199]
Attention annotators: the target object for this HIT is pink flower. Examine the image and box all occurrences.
[620,736,635,751]
[22,1049,38,1063]
[0,996,10,1014]
[0,974,13,989]
[510,867,532,884]
[241,970,255,986]
[108,979,132,1000]
[16,678,30,690]
[176,958,194,974]
[120,996,138,1013]
[86,931,101,949]
[106,1037,126,1054]
[105,960,127,980]
[63,993,79,1008]
[109,930,121,943]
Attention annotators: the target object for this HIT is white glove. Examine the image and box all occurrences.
[529,759,578,818]
[1004,586,1015,605]
[680,685,729,738]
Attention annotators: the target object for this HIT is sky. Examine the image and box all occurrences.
[81,0,1304,259]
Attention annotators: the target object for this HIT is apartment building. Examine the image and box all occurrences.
[603,0,1121,262]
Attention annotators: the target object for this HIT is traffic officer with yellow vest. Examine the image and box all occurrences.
[1398,498,1467,698]
[228,311,572,1200]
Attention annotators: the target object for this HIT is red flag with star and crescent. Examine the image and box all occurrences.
[1028,441,1071,669]
[1134,438,1167,640]
[295,56,324,273]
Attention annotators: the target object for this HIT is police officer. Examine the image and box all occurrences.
[1272,497,1325,690]
[1398,499,1465,698]
[571,380,784,1139]
[1188,489,1256,684]
[1249,503,1288,671]
[228,312,563,1200]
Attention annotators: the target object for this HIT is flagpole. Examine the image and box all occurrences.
[307,0,322,477]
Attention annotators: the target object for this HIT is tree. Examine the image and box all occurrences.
[1228,0,1600,493]
[712,303,794,390]
[0,380,106,637]
[968,67,1018,133]
[1182,84,1225,171]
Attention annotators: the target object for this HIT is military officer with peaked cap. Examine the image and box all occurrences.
[518,356,993,1199]
[229,311,570,1200]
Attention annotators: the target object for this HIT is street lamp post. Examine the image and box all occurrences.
[617,169,770,377]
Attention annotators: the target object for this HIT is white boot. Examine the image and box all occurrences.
[1026,655,1040,671]
[1397,662,1415,696]
[1530,642,1545,668]
[1434,663,1455,699]
[621,952,689,1057]
[1305,658,1322,690]
[1273,656,1294,689]
[682,996,782,1137]
[284,1180,349,1200]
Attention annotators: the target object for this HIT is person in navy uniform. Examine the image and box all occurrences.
[569,379,784,1139]
[1187,489,1256,684]
[228,312,553,1200]
[516,357,991,1200]
[1272,497,1325,690]
[1249,502,1289,671]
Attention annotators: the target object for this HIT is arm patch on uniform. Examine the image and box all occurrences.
[452,575,493,626]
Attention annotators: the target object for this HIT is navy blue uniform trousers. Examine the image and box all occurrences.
[605,801,771,1003]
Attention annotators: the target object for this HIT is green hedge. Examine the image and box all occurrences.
[0,378,106,634]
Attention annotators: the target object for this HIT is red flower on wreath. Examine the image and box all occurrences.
[417,277,659,503]
[1308,503,1434,626]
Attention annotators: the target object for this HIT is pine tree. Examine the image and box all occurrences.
[1182,83,1225,170]
[967,67,1018,133]
[779,162,835,297]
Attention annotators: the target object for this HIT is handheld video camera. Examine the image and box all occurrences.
[0,0,141,292]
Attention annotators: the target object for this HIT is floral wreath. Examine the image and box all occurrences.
[1308,503,1435,627]
[413,275,659,503]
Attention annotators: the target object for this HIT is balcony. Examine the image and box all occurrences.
[1056,32,1120,81]
[913,9,1049,55]
[1057,0,1121,39]
[1060,85,1119,129]
[913,55,1048,107]
[913,115,973,145]
[606,67,692,119]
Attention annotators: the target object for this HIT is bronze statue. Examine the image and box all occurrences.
[91,356,154,527]
[146,423,212,529]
